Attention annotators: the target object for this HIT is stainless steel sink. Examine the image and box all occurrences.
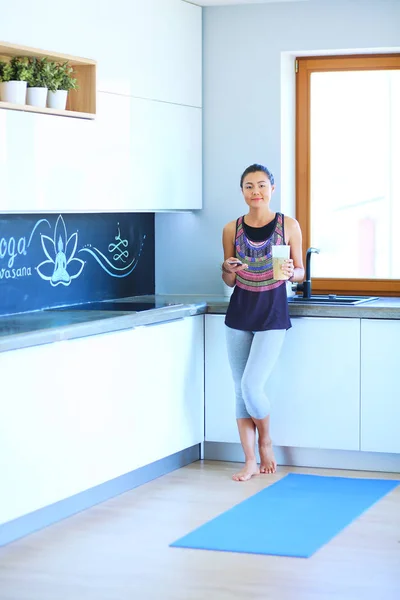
[288,295,379,306]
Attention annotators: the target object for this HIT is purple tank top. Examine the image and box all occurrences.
[225,213,291,332]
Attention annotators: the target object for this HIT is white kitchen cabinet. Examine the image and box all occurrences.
[1,0,202,214]
[130,98,202,211]
[205,314,360,451]
[131,315,205,460]
[0,92,202,213]
[0,93,128,214]
[360,319,400,453]
[0,0,202,107]
[267,316,360,450]
[98,0,202,107]
[132,0,202,107]
[0,315,204,525]
[205,315,237,443]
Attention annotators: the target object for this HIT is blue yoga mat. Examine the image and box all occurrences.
[170,473,398,558]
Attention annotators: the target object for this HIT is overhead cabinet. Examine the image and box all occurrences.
[130,97,202,211]
[0,1,202,213]
[0,93,202,213]
[97,0,202,107]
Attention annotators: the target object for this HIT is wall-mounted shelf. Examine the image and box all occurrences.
[0,100,94,120]
[0,41,96,120]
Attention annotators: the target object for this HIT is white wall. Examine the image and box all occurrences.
[0,0,201,213]
[155,0,400,294]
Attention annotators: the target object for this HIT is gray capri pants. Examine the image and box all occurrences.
[225,326,286,420]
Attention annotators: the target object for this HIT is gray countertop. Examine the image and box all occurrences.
[207,295,400,319]
[0,294,399,354]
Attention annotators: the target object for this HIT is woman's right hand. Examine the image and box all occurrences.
[222,258,248,274]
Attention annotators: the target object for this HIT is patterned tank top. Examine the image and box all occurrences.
[225,213,291,332]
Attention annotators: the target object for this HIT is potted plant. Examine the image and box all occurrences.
[47,61,78,110]
[0,56,31,105]
[26,57,54,108]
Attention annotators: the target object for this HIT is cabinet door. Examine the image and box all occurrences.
[205,315,238,443]
[0,109,28,213]
[0,316,204,525]
[140,0,202,106]
[131,316,205,461]
[96,0,202,106]
[361,319,400,453]
[0,328,151,525]
[0,92,202,213]
[1,0,202,107]
[131,0,202,106]
[205,315,360,451]
[130,98,202,210]
[1,93,132,214]
[267,317,360,450]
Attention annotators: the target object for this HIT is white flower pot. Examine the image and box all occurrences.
[47,89,68,110]
[26,87,48,108]
[0,80,27,105]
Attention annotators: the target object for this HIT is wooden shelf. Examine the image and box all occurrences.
[0,100,95,120]
[0,41,96,119]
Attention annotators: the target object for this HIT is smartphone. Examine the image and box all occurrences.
[227,260,243,266]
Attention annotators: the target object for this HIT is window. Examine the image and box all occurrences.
[296,55,400,296]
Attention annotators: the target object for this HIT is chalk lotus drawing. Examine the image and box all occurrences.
[36,215,85,287]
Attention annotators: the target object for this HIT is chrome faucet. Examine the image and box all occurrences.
[296,247,320,298]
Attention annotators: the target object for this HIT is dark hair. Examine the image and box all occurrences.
[240,164,274,188]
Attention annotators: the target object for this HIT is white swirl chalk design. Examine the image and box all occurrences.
[79,233,146,278]
[108,225,129,263]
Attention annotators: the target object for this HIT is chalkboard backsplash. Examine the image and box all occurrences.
[0,213,155,316]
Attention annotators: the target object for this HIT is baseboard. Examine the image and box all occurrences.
[204,442,400,473]
[0,444,200,548]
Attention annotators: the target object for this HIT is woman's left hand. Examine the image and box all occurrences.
[282,259,295,279]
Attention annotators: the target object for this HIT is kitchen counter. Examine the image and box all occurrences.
[0,299,206,353]
[206,295,400,319]
[0,294,399,353]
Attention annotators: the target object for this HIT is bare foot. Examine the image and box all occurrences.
[259,440,277,474]
[232,460,260,482]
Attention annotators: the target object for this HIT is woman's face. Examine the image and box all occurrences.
[242,171,275,209]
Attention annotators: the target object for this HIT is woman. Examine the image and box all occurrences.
[222,164,304,482]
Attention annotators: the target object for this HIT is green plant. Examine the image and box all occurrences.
[0,57,31,82]
[60,63,78,91]
[26,57,55,88]
[43,61,59,92]
[48,61,78,92]
[59,61,79,92]
[0,56,79,92]
[0,61,10,82]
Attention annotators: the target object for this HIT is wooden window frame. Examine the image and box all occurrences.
[296,54,400,297]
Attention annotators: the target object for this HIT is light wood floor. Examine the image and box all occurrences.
[0,461,399,600]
